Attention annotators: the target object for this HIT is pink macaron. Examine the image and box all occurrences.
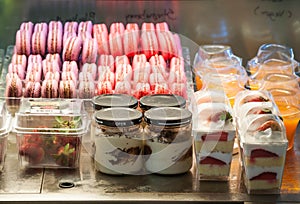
[78,81,95,99]
[149,72,166,90]
[47,21,63,54]
[44,71,60,82]
[42,60,60,76]
[59,80,76,98]
[20,21,34,35]
[115,55,130,67]
[93,23,108,36]
[109,32,124,57]
[79,71,93,82]
[132,82,151,99]
[114,80,131,95]
[132,54,147,70]
[157,30,177,60]
[81,38,98,64]
[115,63,132,82]
[96,81,113,95]
[15,29,31,56]
[34,22,48,34]
[62,61,78,79]
[8,63,25,80]
[25,70,42,82]
[126,23,139,32]
[5,74,23,97]
[97,54,114,72]
[94,30,109,55]
[31,31,47,56]
[64,21,78,33]
[63,31,77,47]
[141,22,155,32]
[61,71,77,85]
[149,54,167,70]
[155,22,170,32]
[45,53,62,68]
[78,21,93,35]
[11,54,27,70]
[41,79,59,98]
[62,36,82,62]
[24,81,41,98]
[123,30,139,57]
[98,69,115,88]
[81,63,97,80]
[140,31,159,59]
[27,62,42,78]
[110,22,125,34]
[28,54,42,64]
[170,56,184,73]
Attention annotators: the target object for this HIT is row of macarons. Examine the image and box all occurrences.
[15,20,182,62]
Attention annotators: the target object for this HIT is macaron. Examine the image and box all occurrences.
[8,63,25,80]
[20,21,34,35]
[98,69,115,88]
[25,70,42,82]
[155,22,170,32]
[59,80,76,98]
[141,22,155,32]
[170,56,184,73]
[11,54,27,70]
[24,81,41,98]
[44,71,60,82]
[115,55,129,66]
[47,21,63,54]
[157,30,177,60]
[41,79,58,98]
[140,31,159,59]
[132,54,147,70]
[79,71,93,82]
[61,71,77,85]
[28,54,42,64]
[97,54,114,72]
[45,53,62,68]
[109,32,124,57]
[78,81,95,99]
[115,63,132,82]
[31,31,47,56]
[81,63,97,80]
[33,22,48,34]
[123,29,139,57]
[109,22,125,34]
[64,21,78,33]
[42,60,60,77]
[149,54,167,69]
[15,29,31,56]
[62,36,82,62]
[78,21,93,34]
[96,81,113,95]
[94,30,109,55]
[62,61,78,79]
[63,31,77,47]
[81,38,98,64]
[125,23,139,32]
[132,82,151,99]
[114,80,131,95]
[93,23,108,36]
[27,62,42,78]
[5,74,23,97]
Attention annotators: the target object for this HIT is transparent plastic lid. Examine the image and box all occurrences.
[239,114,287,145]
[192,102,234,132]
[15,98,85,130]
[233,90,274,115]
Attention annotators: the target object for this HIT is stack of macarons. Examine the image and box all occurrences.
[7,20,185,100]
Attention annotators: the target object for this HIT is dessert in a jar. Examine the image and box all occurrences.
[93,108,144,175]
[239,114,287,194]
[193,102,235,180]
[143,107,193,174]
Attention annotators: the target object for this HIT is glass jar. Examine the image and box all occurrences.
[93,107,144,175]
[143,107,193,174]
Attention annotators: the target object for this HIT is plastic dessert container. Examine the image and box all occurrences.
[192,102,235,181]
[238,114,287,194]
[143,107,193,175]
[14,98,87,169]
[93,107,144,175]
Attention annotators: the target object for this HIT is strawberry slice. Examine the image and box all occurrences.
[200,156,227,165]
[201,131,229,141]
[208,110,232,123]
[244,95,269,103]
[250,172,277,180]
[250,149,279,158]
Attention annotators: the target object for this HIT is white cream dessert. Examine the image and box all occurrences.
[193,102,235,180]
[93,108,144,175]
[239,114,287,193]
[144,107,193,175]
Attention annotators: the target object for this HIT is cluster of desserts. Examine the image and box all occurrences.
[6,20,186,100]
[192,91,235,180]
[233,90,288,193]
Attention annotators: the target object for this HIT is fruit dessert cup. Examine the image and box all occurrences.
[193,102,235,180]
[93,108,144,175]
[144,107,193,175]
[239,114,287,194]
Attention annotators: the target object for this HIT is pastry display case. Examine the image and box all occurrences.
[0,0,299,203]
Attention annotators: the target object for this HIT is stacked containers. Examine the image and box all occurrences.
[192,90,235,180]
[233,90,288,194]
[0,101,12,171]
[14,98,87,168]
